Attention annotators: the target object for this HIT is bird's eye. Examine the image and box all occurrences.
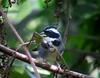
[52,40,61,46]
[44,30,60,38]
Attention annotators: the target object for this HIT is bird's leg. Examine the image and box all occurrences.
[52,61,62,78]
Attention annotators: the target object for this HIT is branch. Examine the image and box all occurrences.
[63,0,72,44]
[0,8,41,78]
[0,44,93,78]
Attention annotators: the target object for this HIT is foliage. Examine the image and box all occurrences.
[0,0,100,78]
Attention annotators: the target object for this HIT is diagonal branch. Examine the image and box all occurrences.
[0,8,41,78]
[0,44,93,78]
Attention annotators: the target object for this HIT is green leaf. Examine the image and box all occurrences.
[10,66,29,78]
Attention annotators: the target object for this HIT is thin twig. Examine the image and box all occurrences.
[0,8,41,78]
[63,0,72,45]
[0,44,93,78]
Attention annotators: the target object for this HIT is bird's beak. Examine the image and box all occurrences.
[40,32,46,37]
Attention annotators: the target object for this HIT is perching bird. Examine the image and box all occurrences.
[38,26,64,64]
[24,26,66,78]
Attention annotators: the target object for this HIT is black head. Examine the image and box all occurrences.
[43,26,60,38]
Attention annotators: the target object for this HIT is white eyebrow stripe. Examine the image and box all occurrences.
[47,28,60,34]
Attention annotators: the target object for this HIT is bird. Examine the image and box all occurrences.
[38,26,64,64]
[24,26,65,78]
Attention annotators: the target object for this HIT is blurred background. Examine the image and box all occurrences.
[1,0,100,78]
